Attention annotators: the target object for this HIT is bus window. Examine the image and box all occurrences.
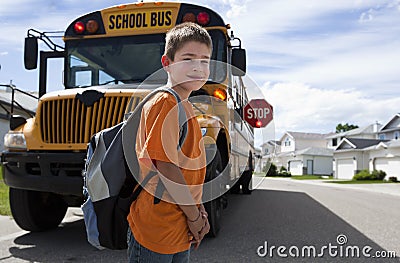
[99,71,115,85]
[209,30,227,82]
[76,69,92,87]
[65,31,226,88]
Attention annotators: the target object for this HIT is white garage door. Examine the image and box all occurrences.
[289,160,303,175]
[375,157,400,179]
[337,159,354,180]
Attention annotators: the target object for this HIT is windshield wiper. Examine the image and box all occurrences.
[66,79,143,89]
[99,78,145,86]
[67,85,92,89]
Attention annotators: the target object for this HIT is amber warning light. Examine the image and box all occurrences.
[213,89,227,101]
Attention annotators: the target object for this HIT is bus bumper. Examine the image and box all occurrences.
[1,151,85,196]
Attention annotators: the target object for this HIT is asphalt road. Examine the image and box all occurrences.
[0,178,399,262]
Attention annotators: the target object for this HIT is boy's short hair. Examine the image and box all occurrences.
[164,22,212,61]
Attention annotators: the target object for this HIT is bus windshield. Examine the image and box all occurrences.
[66,30,226,88]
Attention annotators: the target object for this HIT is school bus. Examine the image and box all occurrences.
[2,2,254,237]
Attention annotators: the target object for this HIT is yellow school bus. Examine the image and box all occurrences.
[2,2,254,237]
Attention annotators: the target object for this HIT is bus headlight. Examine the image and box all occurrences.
[201,128,207,137]
[4,131,27,150]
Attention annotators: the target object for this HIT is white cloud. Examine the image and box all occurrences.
[359,9,374,22]
[221,0,249,18]
[226,0,382,37]
[262,82,400,137]
[261,37,400,90]
[0,52,8,56]
[0,0,36,16]
[0,1,115,48]
[231,0,400,101]
[0,0,399,140]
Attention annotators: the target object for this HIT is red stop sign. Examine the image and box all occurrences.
[243,99,273,128]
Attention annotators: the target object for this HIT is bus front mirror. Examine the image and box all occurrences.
[24,37,38,70]
[231,48,246,76]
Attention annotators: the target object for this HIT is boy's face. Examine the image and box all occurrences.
[162,41,211,92]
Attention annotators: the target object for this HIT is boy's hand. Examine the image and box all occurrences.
[199,204,208,218]
[198,214,210,240]
[187,207,210,250]
[187,211,206,240]
[189,218,210,250]
[198,204,210,240]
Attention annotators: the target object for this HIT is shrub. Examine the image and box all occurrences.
[388,176,398,183]
[279,171,292,177]
[266,163,278,177]
[277,166,290,177]
[371,170,386,180]
[265,164,291,177]
[353,170,375,180]
[353,169,387,181]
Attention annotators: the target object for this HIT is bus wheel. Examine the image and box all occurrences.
[204,150,223,237]
[241,170,253,195]
[229,179,241,194]
[10,188,68,232]
[204,197,222,237]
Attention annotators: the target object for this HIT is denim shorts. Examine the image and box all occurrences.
[127,228,190,263]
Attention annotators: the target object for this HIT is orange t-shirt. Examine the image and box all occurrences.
[127,91,206,254]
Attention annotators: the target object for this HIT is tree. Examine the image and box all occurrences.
[336,123,359,133]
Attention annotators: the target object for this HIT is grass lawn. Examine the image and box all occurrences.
[325,180,398,184]
[291,175,333,180]
[0,166,11,216]
[253,173,287,178]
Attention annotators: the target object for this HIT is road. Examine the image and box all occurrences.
[0,177,399,262]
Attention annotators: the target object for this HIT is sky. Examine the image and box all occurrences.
[0,0,399,140]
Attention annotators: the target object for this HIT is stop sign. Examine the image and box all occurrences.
[243,99,273,128]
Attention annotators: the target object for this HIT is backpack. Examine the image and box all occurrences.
[81,87,188,250]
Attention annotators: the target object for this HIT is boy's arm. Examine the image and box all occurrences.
[155,160,208,240]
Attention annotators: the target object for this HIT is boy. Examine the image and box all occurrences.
[127,22,212,262]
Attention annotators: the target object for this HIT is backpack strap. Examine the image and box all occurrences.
[129,171,158,202]
[164,88,188,150]
[122,87,187,177]
[152,88,188,204]
[121,87,188,205]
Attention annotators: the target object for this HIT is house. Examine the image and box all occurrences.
[259,140,280,173]
[367,140,400,180]
[254,147,262,173]
[333,138,387,179]
[261,140,280,156]
[0,85,38,150]
[377,113,400,140]
[273,131,334,176]
[333,114,400,180]
[326,122,382,148]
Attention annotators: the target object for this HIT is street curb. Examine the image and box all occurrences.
[255,177,400,197]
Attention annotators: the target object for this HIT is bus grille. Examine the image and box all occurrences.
[40,95,141,144]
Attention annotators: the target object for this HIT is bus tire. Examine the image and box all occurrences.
[242,152,254,195]
[10,188,68,232]
[204,149,223,237]
[204,198,222,237]
[241,170,253,195]
[229,179,241,194]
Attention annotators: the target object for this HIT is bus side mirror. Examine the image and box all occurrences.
[231,48,246,76]
[24,37,38,70]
